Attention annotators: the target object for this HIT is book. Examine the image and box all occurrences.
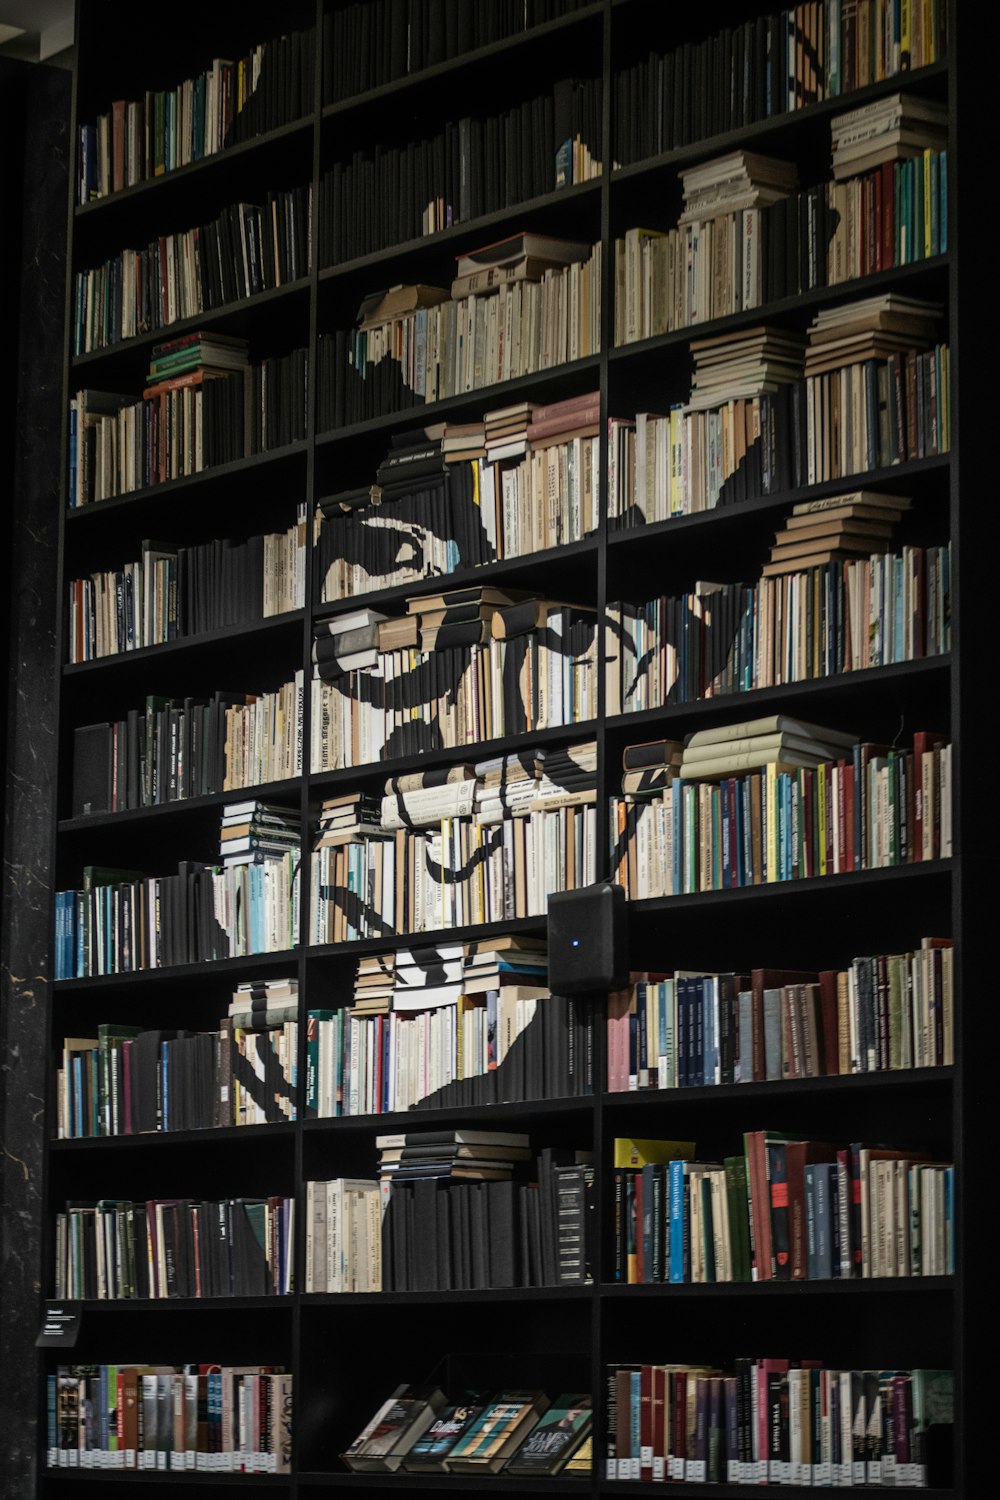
[341,1386,448,1472]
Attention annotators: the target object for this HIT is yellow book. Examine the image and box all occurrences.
[613,1138,696,1169]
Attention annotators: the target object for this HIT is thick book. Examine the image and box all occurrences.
[444,1391,549,1472]
[402,1398,489,1471]
[505,1394,593,1475]
[341,1385,448,1472]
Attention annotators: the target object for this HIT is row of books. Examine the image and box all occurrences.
[66,511,306,661]
[606,543,951,715]
[343,1385,590,1475]
[57,980,298,1139]
[608,339,951,526]
[53,833,301,980]
[310,745,597,943]
[69,345,309,506]
[320,78,601,262]
[613,145,947,344]
[606,1360,951,1487]
[323,0,591,100]
[71,687,300,816]
[77,26,315,202]
[307,973,594,1119]
[47,1365,292,1472]
[74,186,312,354]
[310,594,597,769]
[608,938,954,1092]
[54,1195,294,1301]
[611,0,948,163]
[318,242,601,427]
[611,722,952,899]
[380,1140,592,1291]
[314,397,600,603]
[611,1132,953,1285]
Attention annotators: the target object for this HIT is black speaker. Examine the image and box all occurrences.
[547,882,628,995]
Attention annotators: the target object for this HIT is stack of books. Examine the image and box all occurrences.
[763,489,912,577]
[143,330,249,394]
[687,326,806,410]
[229,977,298,1031]
[831,93,948,180]
[219,802,300,866]
[452,230,592,299]
[678,149,798,222]
[678,717,858,781]
[441,419,486,462]
[377,1127,532,1184]
[374,424,449,495]
[312,607,387,681]
[485,402,536,464]
[359,285,450,330]
[406,583,526,652]
[314,792,383,846]
[804,294,942,376]
[351,954,396,1015]
[621,738,685,800]
[524,390,600,446]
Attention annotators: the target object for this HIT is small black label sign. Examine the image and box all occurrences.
[36,1302,81,1348]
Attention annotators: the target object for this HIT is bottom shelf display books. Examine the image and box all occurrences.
[606,1361,952,1488]
[341,1385,448,1472]
[343,1386,590,1474]
[504,1395,593,1475]
[48,1364,292,1471]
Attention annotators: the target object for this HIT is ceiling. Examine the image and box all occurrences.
[0,0,74,60]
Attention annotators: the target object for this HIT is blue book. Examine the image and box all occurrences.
[669,1160,687,1283]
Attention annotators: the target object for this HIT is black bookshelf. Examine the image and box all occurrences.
[37,0,979,1494]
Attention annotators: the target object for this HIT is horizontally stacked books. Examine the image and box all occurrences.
[762,490,912,576]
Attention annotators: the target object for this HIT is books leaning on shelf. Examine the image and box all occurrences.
[54,809,301,979]
[314,396,600,602]
[606,536,950,715]
[320,79,602,262]
[342,1385,587,1475]
[67,514,306,663]
[608,936,954,1091]
[310,589,596,769]
[68,342,308,507]
[54,1195,294,1300]
[611,721,951,897]
[47,1364,292,1472]
[307,934,594,1116]
[608,299,949,526]
[72,678,303,814]
[310,743,597,942]
[305,1136,593,1292]
[317,238,601,428]
[56,980,299,1137]
[609,1131,953,1285]
[611,0,947,165]
[74,186,312,353]
[77,24,315,202]
[605,1361,952,1487]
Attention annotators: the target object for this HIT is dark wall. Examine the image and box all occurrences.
[0,56,70,1500]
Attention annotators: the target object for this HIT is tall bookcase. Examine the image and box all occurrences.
[41,0,984,1495]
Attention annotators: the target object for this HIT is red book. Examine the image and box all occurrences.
[817,970,841,1075]
[786,1140,835,1279]
[881,162,894,270]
